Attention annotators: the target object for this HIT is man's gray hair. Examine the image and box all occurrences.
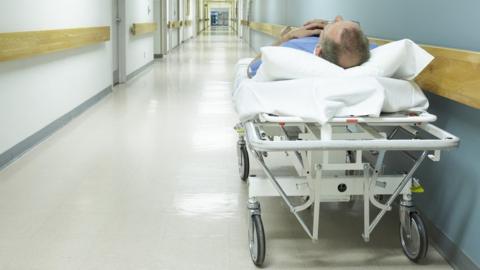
[320,27,370,67]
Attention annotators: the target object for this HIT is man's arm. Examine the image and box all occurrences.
[247,25,323,77]
[303,19,329,30]
[249,26,295,63]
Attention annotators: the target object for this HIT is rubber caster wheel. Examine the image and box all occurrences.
[346,195,357,209]
[249,214,266,267]
[374,194,386,203]
[400,212,428,262]
[237,142,249,181]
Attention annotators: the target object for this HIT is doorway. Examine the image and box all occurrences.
[210,9,229,26]
[112,0,127,84]
[182,0,191,42]
[154,0,167,57]
[168,0,180,50]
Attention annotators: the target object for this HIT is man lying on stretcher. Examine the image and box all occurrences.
[248,16,374,78]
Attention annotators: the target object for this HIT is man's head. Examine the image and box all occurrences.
[315,16,370,68]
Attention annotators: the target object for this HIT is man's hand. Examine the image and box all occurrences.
[303,19,329,30]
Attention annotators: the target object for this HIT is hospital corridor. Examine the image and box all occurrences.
[0,1,479,270]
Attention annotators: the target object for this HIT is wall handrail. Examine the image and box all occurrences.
[0,26,110,62]
[246,21,480,109]
[167,21,183,29]
[131,23,157,35]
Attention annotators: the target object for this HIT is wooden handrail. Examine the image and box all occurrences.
[369,38,480,109]
[240,20,250,26]
[0,26,110,62]
[131,23,157,35]
[167,21,182,29]
[249,21,288,38]
[245,20,480,109]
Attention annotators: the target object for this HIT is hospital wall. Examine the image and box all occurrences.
[0,0,158,167]
[126,0,155,75]
[247,0,480,268]
[0,0,113,157]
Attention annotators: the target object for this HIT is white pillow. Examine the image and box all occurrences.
[253,46,343,81]
[362,39,434,80]
[252,39,434,82]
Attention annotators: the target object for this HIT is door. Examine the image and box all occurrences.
[183,0,190,41]
[196,0,201,34]
[169,0,180,50]
[245,0,251,43]
[179,0,184,43]
[161,0,168,55]
[204,4,208,29]
[112,0,120,85]
[112,0,126,84]
[154,0,166,57]
[238,0,243,37]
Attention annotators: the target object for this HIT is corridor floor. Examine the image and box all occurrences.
[0,28,450,269]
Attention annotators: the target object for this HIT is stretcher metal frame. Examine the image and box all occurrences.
[236,111,459,266]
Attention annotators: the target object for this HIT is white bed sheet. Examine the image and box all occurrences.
[233,62,428,124]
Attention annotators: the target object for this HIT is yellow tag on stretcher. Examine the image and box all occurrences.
[235,127,245,135]
[411,184,425,193]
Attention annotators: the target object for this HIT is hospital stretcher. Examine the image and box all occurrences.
[234,111,459,266]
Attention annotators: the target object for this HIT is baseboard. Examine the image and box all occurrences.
[1,59,155,170]
[0,85,112,170]
[425,217,479,270]
[154,54,163,59]
[126,60,154,81]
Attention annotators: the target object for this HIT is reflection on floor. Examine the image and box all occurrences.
[0,28,450,269]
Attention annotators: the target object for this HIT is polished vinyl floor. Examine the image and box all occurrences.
[0,28,450,269]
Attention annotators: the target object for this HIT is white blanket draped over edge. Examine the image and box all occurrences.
[235,77,385,123]
[233,39,431,124]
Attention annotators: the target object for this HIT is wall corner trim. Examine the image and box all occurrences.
[0,85,113,170]
[426,217,479,270]
[126,60,154,81]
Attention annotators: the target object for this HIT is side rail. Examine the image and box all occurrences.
[244,121,459,153]
[259,112,438,125]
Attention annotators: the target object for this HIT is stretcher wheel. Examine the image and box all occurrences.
[400,212,428,262]
[346,195,357,209]
[237,143,249,181]
[248,214,266,266]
